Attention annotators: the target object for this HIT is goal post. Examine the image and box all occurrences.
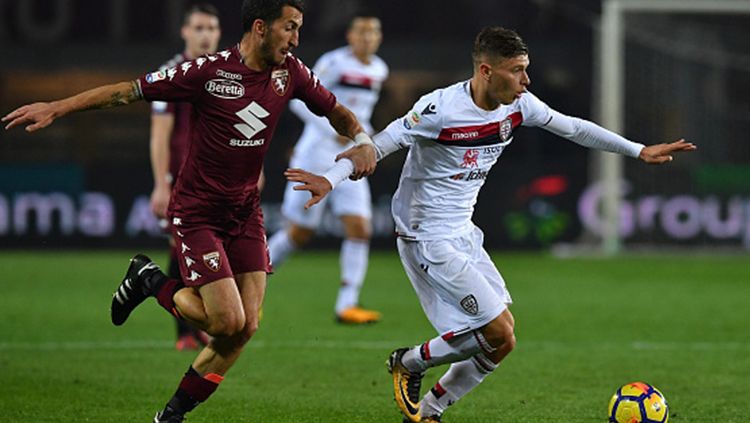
[596,0,750,255]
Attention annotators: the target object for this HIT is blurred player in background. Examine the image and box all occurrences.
[150,3,221,351]
[286,27,696,422]
[268,14,388,324]
[3,0,377,421]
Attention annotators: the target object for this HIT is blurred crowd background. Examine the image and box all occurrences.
[1,0,748,251]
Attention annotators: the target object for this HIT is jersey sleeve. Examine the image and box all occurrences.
[311,52,341,91]
[373,90,443,160]
[137,58,208,103]
[518,91,553,127]
[290,55,337,117]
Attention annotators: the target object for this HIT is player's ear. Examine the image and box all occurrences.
[252,18,267,37]
[478,62,493,81]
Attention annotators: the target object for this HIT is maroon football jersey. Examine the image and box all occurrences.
[150,53,193,179]
[137,45,337,223]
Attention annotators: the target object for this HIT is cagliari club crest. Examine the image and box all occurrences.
[203,251,221,272]
[271,69,289,96]
[499,117,513,142]
[460,294,479,315]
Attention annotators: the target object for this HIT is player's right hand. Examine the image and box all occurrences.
[2,102,59,132]
[150,184,171,219]
[285,168,332,209]
[639,138,697,164]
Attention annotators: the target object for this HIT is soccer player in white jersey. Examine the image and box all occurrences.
[286,27,696,422]
[268,15,388,324]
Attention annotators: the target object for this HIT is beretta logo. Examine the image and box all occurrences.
[205,79,245,99]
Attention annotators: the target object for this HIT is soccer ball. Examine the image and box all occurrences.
[608,382,669,423]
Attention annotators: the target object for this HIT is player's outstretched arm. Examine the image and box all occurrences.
[325,103,377,179]
[539,108,697,163]
[3,81,142,132]
[285,168,332,209]
[638,139,696,164]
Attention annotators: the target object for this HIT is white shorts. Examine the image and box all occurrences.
[282,139,372,229]
[396,226,512,335]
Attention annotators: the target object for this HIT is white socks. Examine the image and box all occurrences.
[267,230,296,269]
[335,239,370,314]
[420,355,498,417]
[269,232,371,314]
[401,330,496,373]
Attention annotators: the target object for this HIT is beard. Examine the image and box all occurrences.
[259,34,283,66]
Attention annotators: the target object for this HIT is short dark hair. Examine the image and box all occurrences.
[472,27,528,65]
[241,0,305,33]
[348,14,380,30]
[183,3,220,25]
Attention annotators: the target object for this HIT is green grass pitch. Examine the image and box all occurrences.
[0,250,748,422]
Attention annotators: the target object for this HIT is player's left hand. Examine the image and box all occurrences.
[336,144,376,180]
[2,102,59,132]
[639,139,697,164]
[285,168,333,209]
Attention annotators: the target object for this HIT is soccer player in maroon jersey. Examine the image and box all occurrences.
[3,0,377,421]
[150,3,221,351]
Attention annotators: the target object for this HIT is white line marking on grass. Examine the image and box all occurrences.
[1,339,749,352]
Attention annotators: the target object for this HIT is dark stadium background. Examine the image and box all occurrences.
[1,0,745,250]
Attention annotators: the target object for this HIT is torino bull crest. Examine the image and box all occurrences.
[202,251,221,272]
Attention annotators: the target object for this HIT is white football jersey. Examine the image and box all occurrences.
[290,46,389,156]
[376,80,553,241]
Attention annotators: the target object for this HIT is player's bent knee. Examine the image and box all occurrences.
[342,217,371,240]
[288,225,314,247]
[502,333,517,353]
[207,311,246,337]
[237,321,259,344]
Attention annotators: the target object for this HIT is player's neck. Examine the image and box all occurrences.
[469,78,500,111]
[352,49,372,65]
[239,35,270,72]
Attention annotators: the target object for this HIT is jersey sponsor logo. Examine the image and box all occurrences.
[271,69,289,96]
[187,270,202,282]
[233,101,269,139]
[196,57,207,69]
[205,79,245,99]
[452,131,479,140]
[167,67,177,81]
[460,149,480,168]
[450,169,488,181]
[402,111,421,130]
[460,294,479,315]
[466,169,489,181]
[185,256,195,268]
[216,69,242,80]
[145,70,166,84]
[229,138,265,147]
[202,251,221,272]
[218,50,232,60]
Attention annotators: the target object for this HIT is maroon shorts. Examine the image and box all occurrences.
[169,206,272,287]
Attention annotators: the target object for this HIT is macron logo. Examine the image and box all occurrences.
[452,131,479,140]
